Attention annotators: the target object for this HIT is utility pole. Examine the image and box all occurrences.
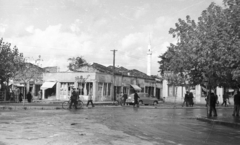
[111,49,117,101]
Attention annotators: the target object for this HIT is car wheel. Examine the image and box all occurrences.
[139,100,143,105]
[153,101,158,105]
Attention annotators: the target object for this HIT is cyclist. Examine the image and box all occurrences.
[69,87,78,109]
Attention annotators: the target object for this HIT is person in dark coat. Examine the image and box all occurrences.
[69,87,78,109]
[19,92,23,102]
[133,90,140,108]
[222,92,228,107]
[232,90,240,117]
[182,91,189,107]
[189,92,194,107]
[27,91,32,103]
[209,92,217,117]
[122,93,128,106]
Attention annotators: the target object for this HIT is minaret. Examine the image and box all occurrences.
[147,35,152,76]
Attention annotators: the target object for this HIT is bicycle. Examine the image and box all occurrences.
[62,99,84,109]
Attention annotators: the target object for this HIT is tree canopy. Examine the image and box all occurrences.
[0,38,24,85]
[68,56,87,71]
[159,1,240,89]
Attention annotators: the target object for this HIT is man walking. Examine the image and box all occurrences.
[133,90,139,108]
[86,89,94,108]
[189,92,194,107]
[232,90,240,117]
[27,91,32,103]
[122,93,128,106]
[209,92,217,117]
[69,87,78,109]
[222,92,228,107]
[182,91,189,107]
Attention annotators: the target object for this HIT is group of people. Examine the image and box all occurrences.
[117,90,140,108]
[69,87,94,109]
[206,90,240,117]
[9,88,34,103]
[182,91,194,107]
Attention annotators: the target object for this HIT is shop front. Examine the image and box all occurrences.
[42,72,162,102]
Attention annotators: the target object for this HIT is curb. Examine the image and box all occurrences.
[196,117,240,129]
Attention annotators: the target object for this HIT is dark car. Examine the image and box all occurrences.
[126,92,159,105]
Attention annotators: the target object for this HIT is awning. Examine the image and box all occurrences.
[130,84,141,91]
[41,82,56,89]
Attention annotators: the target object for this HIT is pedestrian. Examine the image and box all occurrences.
[122,93,128,106]
[232,90,240,117]
[38,90,42,100]
[19,92,23,102]
[189,92,194,107]
[133,90,139,108]
[222,92,228,107]
[215,94,219,106]
[209,92,217,117]
[27,91,32,103]
[182,91,189,107]
[118,92,123,106]
[86,88,94,107]
[69,87,78,109]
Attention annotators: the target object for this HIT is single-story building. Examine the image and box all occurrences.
[41,63,162,101]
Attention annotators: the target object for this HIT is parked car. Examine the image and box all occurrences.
[126,92,159,105]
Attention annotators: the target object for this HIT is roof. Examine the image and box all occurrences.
[92,63,154,80]
[43,66,58,73]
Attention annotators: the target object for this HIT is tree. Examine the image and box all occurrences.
[0,38,24,100]
[14,60,44,105]
[160,2,240,90]
[68,56,87,71]
[159,1,240,116]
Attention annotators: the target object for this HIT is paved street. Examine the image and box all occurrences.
[0,107,240,145]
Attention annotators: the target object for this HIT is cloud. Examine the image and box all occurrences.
[0,23,7,36]
[121,32,145,48]
[6,24,93,70]
[134,4,149,19]
[212,0,224,6]
[25,26,34,33]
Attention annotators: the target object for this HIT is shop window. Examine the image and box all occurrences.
[98,82,103,96]
[85,82,93,95]
[103,83,107,96]
[123,87,127,94]
[107,83,111,96]
[77,83,85,95]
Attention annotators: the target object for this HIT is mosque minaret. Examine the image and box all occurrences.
[147,36,152,76]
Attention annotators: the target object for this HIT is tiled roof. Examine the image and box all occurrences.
[43,66,58,73]
[92,63,154,80]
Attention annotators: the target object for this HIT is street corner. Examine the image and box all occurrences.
[196,117,240,129]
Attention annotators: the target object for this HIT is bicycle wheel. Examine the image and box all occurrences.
[77,100,84,109]
[62,101,69,109]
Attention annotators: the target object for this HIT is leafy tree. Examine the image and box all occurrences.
[68,56,87,71]
[159,1,240,116]
[14,61,44,105]
[0,38,24,100]
[159,2,240,90]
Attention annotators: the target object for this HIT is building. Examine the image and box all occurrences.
[162,79,224,104]
[41,63,162,101]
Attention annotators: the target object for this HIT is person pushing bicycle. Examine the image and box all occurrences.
[69,87,78,109]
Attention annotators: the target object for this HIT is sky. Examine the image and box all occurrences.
[0,0,223,75]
